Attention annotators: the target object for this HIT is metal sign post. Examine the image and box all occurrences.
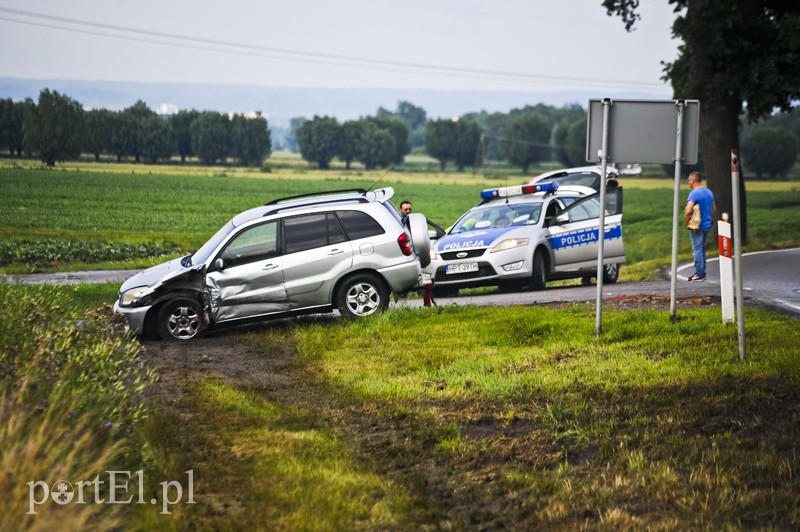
[669,101,686,319]
[595,99,611,338]
[731,150,746,359]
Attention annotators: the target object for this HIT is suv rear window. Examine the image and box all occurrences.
[336,211,385,240]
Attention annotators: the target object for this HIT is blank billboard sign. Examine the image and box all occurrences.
[586,99,699,165]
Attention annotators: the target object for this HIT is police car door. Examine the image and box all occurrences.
[547,188,624,271]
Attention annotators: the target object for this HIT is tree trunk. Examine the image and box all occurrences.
[697,99,748,244]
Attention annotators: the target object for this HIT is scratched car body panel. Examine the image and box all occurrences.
[425,183,625,292]
[114,187,430,340]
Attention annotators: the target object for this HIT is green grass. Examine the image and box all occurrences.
[135,305,800,529]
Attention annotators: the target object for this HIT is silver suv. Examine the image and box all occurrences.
[114,187,430,340]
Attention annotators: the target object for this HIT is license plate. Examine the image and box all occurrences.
[446,263,478,274]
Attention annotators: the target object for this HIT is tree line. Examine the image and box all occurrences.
[0,90,271,167]
[1,89,798,178]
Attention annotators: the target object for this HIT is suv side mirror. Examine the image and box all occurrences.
[213,258,225,271]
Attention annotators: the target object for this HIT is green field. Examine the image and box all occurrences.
[1,162,799,277]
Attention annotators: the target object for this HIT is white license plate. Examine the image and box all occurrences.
[446,263,478,274]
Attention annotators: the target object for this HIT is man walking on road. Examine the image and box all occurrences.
[684,171,716,282]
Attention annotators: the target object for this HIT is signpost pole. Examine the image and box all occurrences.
[669,100,686,319]
[595,98,612,338]
[731,150,746,359]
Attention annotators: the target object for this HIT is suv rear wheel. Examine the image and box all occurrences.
[157,298,203,340]
[337,274,389,319]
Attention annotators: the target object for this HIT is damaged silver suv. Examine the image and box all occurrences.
[114,187,430,340]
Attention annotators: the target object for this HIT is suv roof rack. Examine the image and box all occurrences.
[265,188,367,206]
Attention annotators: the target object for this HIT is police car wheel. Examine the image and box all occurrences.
[530,249,547,291]
[603,263,620,284]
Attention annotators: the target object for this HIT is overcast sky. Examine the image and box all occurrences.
[0,0,679,96]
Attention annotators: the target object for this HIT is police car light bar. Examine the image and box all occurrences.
[480,181,558,200]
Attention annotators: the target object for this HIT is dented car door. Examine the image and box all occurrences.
[205,220,289,323]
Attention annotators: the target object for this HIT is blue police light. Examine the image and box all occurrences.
[480,181,558,200]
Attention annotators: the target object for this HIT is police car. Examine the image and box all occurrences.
[425,182,625,294]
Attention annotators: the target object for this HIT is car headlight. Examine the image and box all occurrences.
[490,238,530,253]
[119,286,152,307]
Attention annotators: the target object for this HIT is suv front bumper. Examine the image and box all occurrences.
[113,300,151,336]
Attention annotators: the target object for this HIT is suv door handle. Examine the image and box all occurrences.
[262,263,279,270]
[328,249,345,256]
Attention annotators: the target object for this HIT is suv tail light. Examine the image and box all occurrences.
[397,232,413,256]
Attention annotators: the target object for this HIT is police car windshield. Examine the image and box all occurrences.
[451,203,542,233]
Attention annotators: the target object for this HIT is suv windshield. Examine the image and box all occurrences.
[189,221,236,266]
[451,202,543,233]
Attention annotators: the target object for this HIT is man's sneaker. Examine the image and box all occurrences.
[687,274,706,282]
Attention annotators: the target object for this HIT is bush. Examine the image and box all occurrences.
[0,239,181,266]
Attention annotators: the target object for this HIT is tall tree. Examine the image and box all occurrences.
[499,114,551,174]
[84,108,114,161]
[22,89,85,166]
[117,100,158,163]
[339,120,365,169]
[230,114,271,166]
[425,119,457,171]
[364,116,410,165]
[296,115,341,169]
[452,120,482,171]
[603,1,800,241]
[170,109,199,162]
[191,111,231,165]
[357,122,395,170]
[140,115,173,164]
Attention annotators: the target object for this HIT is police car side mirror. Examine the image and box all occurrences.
[553,213,570,225]
[212,258,225,271]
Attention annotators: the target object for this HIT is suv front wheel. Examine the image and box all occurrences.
[336,274,389,319]
[157,298,203,340]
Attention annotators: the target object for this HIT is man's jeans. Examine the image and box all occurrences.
[689,229,709,277]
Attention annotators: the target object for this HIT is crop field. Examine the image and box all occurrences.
[1,163,799,276]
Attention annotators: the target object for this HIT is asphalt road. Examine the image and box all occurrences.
[2,248,797,317]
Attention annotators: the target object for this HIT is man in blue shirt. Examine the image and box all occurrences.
[684,171,716,282]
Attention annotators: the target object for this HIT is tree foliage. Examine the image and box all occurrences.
[191,112,230,165]
[22,90,85,166]
[170,109,199,163]
[230,114,271,166]
[499,114,551,174]
[296,115,341,169]
[603,0,800,240]
[742,128,798,179]
[425,119,458,171]
[83,109,114,161]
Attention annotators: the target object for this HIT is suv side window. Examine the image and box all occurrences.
[282,213,348,254]
[219,221,278,267]
[336,211,385,240]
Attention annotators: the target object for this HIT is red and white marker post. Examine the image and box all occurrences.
[718,213,734,324]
